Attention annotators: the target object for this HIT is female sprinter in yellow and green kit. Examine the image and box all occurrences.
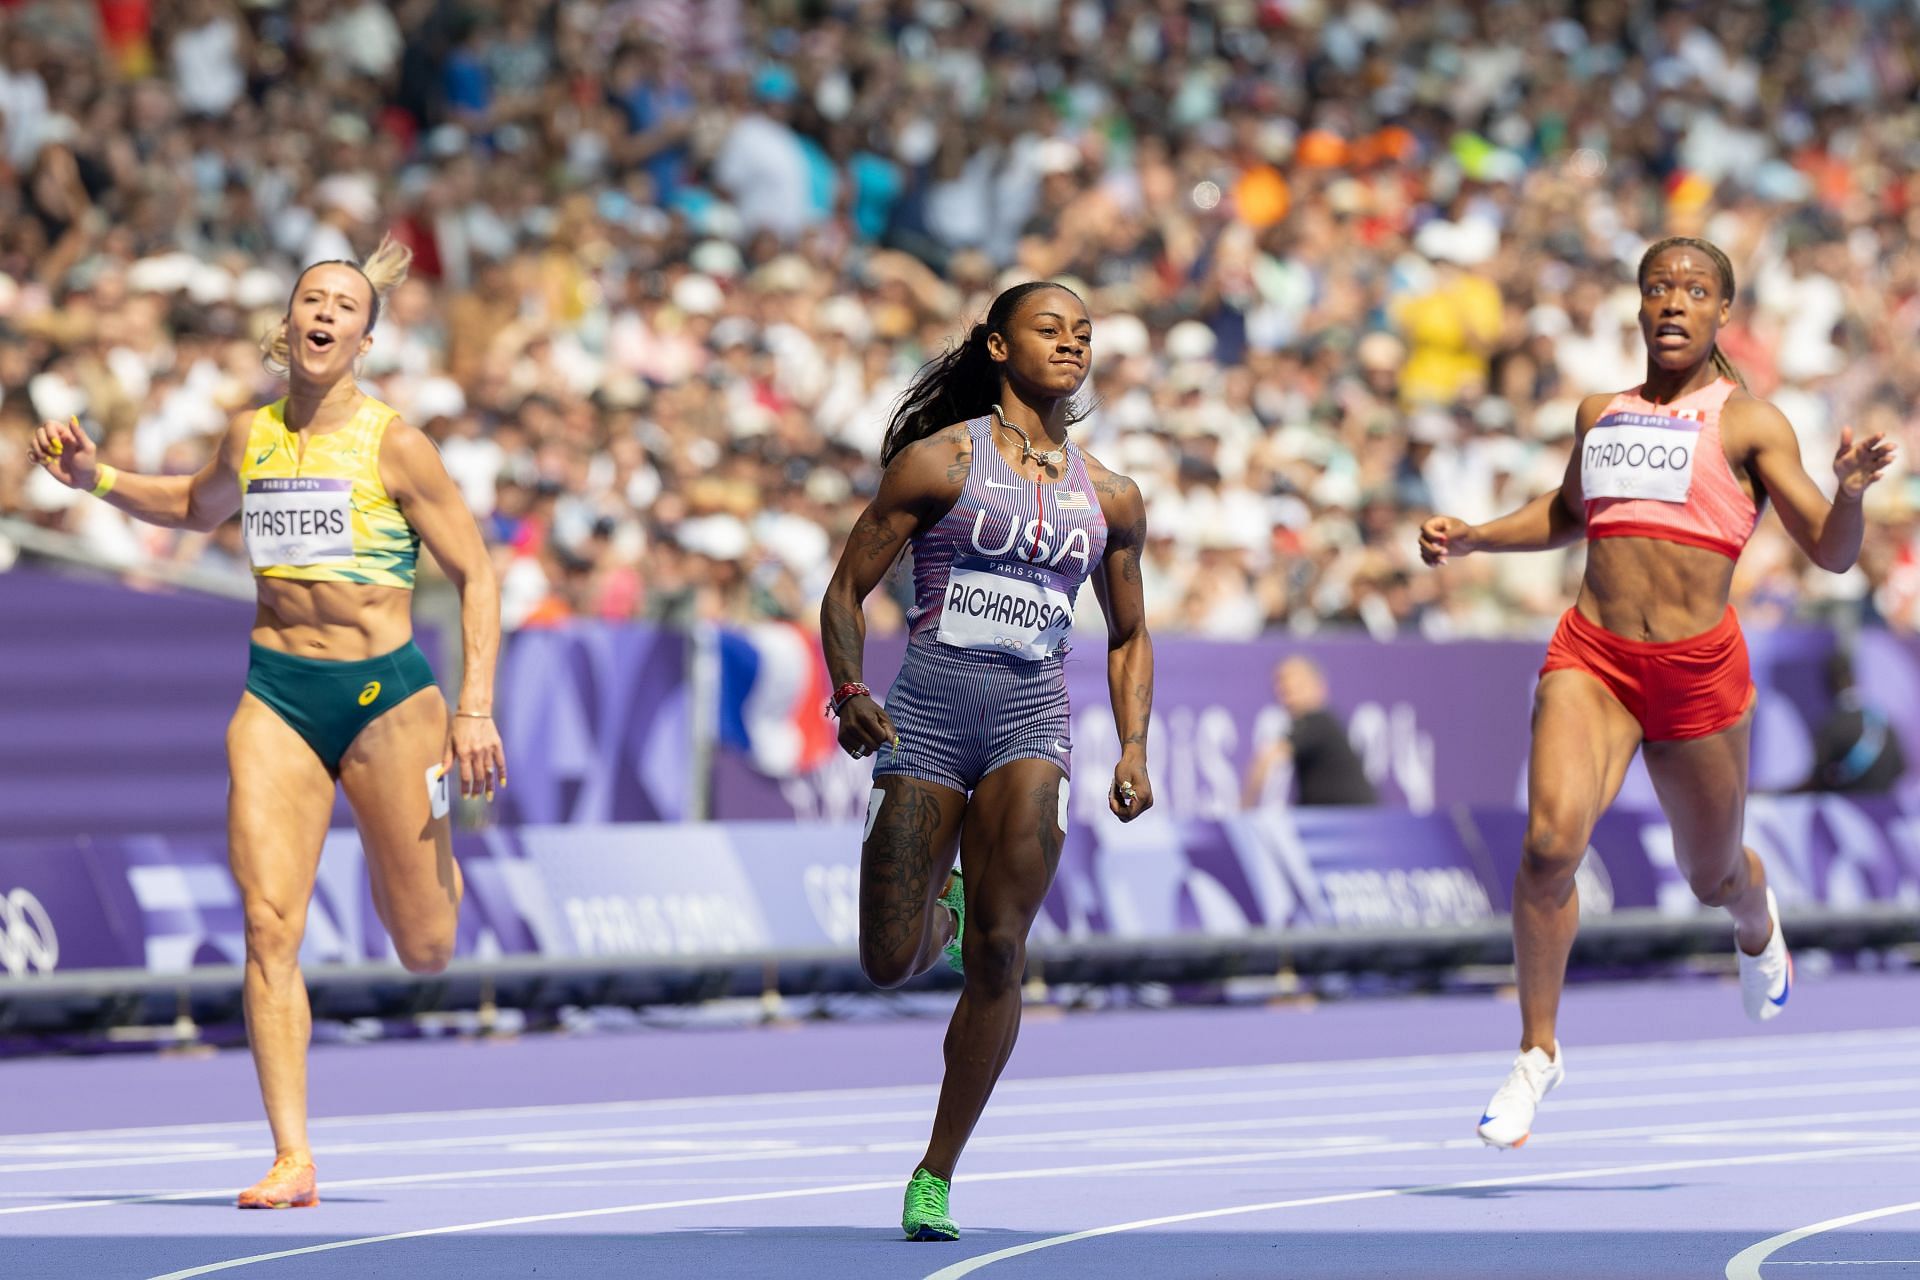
[28,239,504,1209]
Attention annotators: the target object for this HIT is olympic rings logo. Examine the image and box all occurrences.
[0,888,59,978]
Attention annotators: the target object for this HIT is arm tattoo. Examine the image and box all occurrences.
[945,449,972,484]
[1130,681,1152,736]
[850,512,897,565]
[821,594,864,679]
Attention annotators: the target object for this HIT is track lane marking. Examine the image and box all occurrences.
[0,1102,1886,1224]
[11,1025,1913,1145]
[921,1143,1920,1280]
[1727,1201,1920,1279]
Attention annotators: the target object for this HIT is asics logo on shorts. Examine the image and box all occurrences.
[358,680,382,706]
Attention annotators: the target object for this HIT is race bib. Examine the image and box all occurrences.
[1582,414,1699,504]
[937,555,1075,661]
[244,478,353,567]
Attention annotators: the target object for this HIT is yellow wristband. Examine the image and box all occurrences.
[90,465,117,498]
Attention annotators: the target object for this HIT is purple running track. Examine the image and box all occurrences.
[1,972,1917,1279]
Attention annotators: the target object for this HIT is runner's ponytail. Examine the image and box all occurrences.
[1710,345,1748,390]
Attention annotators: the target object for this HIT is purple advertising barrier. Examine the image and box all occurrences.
[0,570,250,839]
[0,841,140,974]
[10,793,1919,977]
[710,623,1869,823]
[0,568,456,838]
[494,624,692,825]
[4,564,1907,837]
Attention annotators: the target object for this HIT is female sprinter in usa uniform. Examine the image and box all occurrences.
[1419,237,1893,1149]
[28,239,505,1208]
[820,281,1155,1240]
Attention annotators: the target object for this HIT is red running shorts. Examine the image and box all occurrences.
[1539,604,1755,742]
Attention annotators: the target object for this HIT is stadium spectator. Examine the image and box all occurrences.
[1243,656,1379,809]
[1797,650,1908,795]
[0,0,1915,647]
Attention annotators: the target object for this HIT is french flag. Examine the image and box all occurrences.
[716,622,838,778]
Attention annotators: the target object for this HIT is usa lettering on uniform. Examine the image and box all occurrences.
[969,510,1092,572]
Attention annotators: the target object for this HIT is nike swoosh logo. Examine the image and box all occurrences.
[255,447,274,465]
[984,478,1023,490]
[1771,961,1792,1006]
[1053,740,1070,753]
[1479,1114,1497,1126]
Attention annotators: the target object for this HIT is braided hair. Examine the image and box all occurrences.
[879,281,1090,466]
[1637,236,1746,389]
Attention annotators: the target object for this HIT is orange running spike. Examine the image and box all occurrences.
[236,1154,319,1209]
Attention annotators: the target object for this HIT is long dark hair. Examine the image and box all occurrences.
[1637,235,1746,389]
[879,280,1090,465]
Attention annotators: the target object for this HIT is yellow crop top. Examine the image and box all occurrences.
[238,397,420,589]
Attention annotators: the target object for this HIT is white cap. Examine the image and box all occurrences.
[185,264,234,306]
[315,173,379,224]
[818,296,871,342]
[672,273,725,316]
[690,239,745,280]
[411,376,467,422]
[1097,313,1150,360]
[236,267,288,310]
[676,513,752,561]
[1165,319,1217,363]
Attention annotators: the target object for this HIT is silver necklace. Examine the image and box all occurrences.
[992,404,1065,470]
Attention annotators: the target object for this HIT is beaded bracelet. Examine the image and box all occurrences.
[827,682,871,717]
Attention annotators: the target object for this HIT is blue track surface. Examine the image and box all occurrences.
[2,972,1917,1279]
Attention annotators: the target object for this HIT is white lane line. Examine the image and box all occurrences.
[12,1071,1920,1197]
[139,1175,897,1279]
[12,1101,1908,1222]
[1726,1201,1920,1279]
[14,1047,1920,1176]
[920,1142,1920,1280]
[0,1053,1506,1148]
[142,1138,1920,1280]
[13,1024,1916,1148]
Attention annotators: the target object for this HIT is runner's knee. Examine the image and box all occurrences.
[963,925,1024,997]
[242,898,306,974]
[859,937,918,990]
[1686,858,1745,908]
[392,926,454,975]
[1520,818,1588,883]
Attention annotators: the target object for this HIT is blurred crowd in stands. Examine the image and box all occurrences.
[0,0,1918,638]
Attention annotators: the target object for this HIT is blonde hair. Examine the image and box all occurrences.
[261,234,414,376]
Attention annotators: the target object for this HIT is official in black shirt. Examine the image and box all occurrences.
[1244,657,1379,807]
[1800,652,1906,794]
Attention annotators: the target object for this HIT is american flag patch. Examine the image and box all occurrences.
[1055,490,1090,510]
